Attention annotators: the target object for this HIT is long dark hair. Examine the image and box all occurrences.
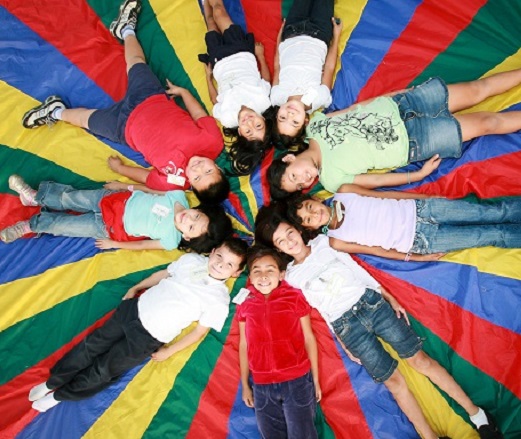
[225,107,276,176]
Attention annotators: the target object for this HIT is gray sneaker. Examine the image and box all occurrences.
[8,175,38,206]
[110,0,141,42]
[22,95,66,129]
[0,220,31,243]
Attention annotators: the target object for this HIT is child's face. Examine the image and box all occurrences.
[297,199,329,230]
[186,156,221,192]
[272,222,305,257]
[249,255,284,296]
[174,208,209,240]
[237,106,266,141]
[280,154,319,192]
[277,100,307,137]
[208,245,244,280]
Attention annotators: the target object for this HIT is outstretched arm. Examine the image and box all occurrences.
[301,315,321,401]
[272,20,285,86]
[337,183,434,199]
[239,321,254,407]
[108,156,150,184]
[166,80,208,120]
[123,269,169,299]
[255,42,271,82]
[203,63,218,105]
[104,181,166,195]
[95,239,165,251]
[152,323,209,361]
[321,18,343,89]
[352,155,442,189]
[329,238,445,262]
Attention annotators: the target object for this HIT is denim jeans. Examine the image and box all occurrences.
[391,77,463,162]
[253,372,318,439]
[88,63,166,144]
[331,289,422,382]
[282,0,334,45]
[411,197,521,254]
[30,181,114,239]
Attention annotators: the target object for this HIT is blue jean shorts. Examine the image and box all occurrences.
[88,63,166,145]
[392,77,463,163]
[331,289,422,382]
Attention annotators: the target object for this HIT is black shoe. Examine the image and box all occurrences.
[477,411,504,439]
[22,95,66,129]
[110,0,142,42]
[198,53,210,65]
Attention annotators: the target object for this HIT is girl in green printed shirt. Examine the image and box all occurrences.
[268,69,521,198]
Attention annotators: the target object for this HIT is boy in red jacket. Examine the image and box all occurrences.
[235,246,320,439]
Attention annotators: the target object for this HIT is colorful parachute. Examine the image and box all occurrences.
[0,0,520,438]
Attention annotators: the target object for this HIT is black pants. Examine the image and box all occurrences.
[48,299,163,401]
[282,0,334,45]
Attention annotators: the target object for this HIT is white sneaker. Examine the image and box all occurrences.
[0,220,31,243]
[8,175,38,206]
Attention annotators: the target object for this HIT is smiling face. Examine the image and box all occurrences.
[249,255,284,296]
[174,208,209,240]
[276,100,307,137]
[272,222,305,257]
[186,156,221,192]
[280,155,319,192]
[237,107,266,141]
[208,244,244,280]
[296,199,330,230]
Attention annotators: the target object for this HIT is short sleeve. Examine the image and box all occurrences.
[212,101,240,128]
[260,79,271,96]
[307,85,332,113]
[199,294,230,332]
[235,304,245,322]
[293,289,311,317]
[270,85,287,107]
[195,116,223,142]
[145,150,190,191]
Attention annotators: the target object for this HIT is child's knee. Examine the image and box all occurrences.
[383,369,407,393]
[406,350,433,373]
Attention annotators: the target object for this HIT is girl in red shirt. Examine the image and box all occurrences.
[235,246,320,439]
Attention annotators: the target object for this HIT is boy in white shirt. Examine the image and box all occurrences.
[28,238,248,412]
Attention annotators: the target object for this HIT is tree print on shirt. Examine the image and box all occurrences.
[309,111,400,150]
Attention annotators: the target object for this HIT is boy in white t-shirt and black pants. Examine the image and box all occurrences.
[28,238,248,412]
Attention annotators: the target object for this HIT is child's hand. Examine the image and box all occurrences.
[108,156,124,173]
[151,346,172,362]
[332,17,343,38]
[123,287,138,300]
[165,79,185,97]
[412,252,445,262]
[388,297,410,326]
[419,154,441,178]
[95,239,118,250]
[104,181,127,191]
[314,379,322,402]
[242,385,254,408]
[254,42,265,58]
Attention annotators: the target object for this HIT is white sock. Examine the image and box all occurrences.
[470,407,488,428]
[32,393,61,412]
[52,107,63,120]
[28,382,52,401]
[122,26,136,40]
